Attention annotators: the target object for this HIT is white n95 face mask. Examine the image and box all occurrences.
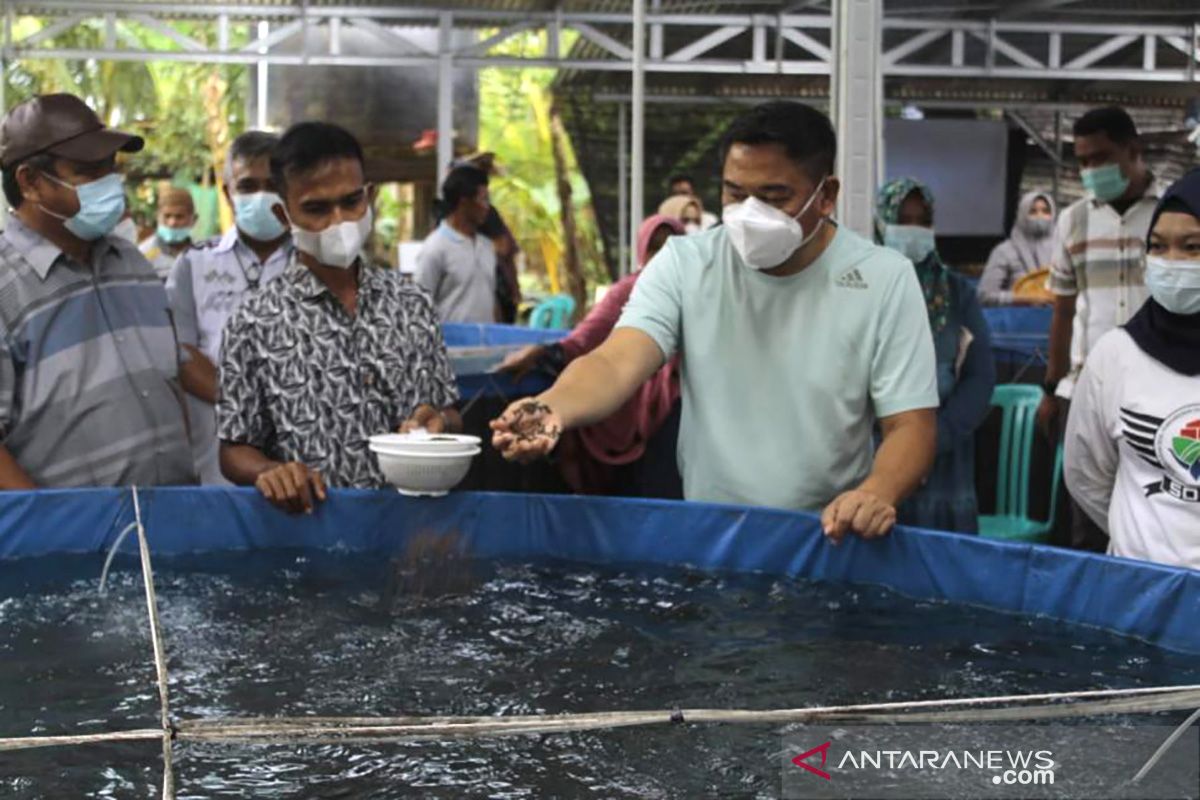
[1145,254,1200,316]
[722,177,827,271]
[291,208,373,269]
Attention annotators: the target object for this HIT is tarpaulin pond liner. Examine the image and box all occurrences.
[1,487,1198,655]
[442,323,561,399]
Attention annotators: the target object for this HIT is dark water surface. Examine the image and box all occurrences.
[0,549,1195,798]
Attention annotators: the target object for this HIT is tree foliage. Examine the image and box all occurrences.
[477,32,609,299]
[5,16,248,228]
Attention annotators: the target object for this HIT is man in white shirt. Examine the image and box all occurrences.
[416,166,497,323]
[1040,106,1166,550]
[167,131,291,484]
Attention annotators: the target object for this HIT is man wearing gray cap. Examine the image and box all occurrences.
[0,93,195,487]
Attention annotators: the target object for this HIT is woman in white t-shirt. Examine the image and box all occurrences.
[1065,168,1200,569]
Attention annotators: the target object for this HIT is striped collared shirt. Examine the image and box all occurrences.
[0,216,195,487]
[1048,177,1166,398]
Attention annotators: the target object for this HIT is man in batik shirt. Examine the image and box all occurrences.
[218,121,460,513]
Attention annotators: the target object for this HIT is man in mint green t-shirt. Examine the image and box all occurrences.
[492,102,938,541]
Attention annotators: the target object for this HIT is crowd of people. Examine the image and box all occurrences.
[0,94,459,512]
[0,90,1195,571]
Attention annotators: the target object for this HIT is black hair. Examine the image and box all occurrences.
[2,153,57,209]
[441,166,489,212]
[1073,106,1139,146]
[270,121,364,192]
[719,101,836,180]
[225,130,280,184]
[668,174,694,189]
[476,206,508,238]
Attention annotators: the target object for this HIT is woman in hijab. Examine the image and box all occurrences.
[978,191,1057,306]
[1065,169,1200,569]
[657,195,705,234]
[497,214,687,497]
[876,177,997,534]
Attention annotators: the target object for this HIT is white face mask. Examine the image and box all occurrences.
[291,208,373,269]
[684,222,701,235]
[883,224,937,264]
[721,177,827,271]
[1145,254,1200,316]
[111,217,139,244]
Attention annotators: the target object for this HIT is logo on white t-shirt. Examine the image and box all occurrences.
[836,268,868,290]
[1122,404,1200,502]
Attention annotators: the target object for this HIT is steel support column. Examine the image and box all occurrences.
[255,20,268,130]
[436,12,454,191]
[831,0,882,237]
[628,0,645,276]
[617,102,628,277]
[1052,110,1063,210]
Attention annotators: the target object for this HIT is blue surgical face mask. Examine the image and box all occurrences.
[40,172,126,241]
[1145,254,1200,316]
[1080,163,1130,203]
[156,223,191,245]
[883,224,937,264]
[233,191,287,242]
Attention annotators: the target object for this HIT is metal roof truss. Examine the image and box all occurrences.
[3,2,1198,84]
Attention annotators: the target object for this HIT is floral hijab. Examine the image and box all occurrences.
[876,177,951,334]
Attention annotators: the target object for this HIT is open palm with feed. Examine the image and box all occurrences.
[490,399,563,463]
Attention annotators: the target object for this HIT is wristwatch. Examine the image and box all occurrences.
[1041,379,1058,396]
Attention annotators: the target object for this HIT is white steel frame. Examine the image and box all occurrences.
[3,3,1195,82]
[5,1,1196,268]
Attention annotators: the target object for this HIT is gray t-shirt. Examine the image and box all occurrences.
[415,221,497,323]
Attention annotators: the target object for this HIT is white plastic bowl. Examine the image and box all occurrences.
[369,432,481,456]
[371,446,481,497]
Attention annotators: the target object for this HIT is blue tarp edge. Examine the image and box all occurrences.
[3,488,1198,654]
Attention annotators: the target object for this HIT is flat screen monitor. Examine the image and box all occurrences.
[884,118,1009,237]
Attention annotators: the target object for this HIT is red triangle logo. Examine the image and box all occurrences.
[792,741,832,780]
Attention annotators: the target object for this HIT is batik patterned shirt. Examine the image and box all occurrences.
[217,256,459,488]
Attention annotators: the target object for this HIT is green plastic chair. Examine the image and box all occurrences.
[528,294,576,330]
[978,384,1063,543]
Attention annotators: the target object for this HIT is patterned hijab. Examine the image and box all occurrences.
[876,177,951,334]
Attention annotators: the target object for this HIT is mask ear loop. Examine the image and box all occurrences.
[34,171,78,223]
[274,199,293,230]
[795,175,829,248]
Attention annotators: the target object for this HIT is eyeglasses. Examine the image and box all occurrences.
[298,183,372,217]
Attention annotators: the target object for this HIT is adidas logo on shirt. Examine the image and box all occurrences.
[836,268,868,289]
